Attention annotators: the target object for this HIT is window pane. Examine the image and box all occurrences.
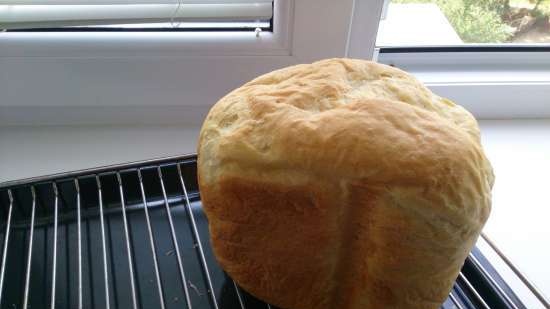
[377,0,550,46]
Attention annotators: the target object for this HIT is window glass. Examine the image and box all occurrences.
[377,0,550,46]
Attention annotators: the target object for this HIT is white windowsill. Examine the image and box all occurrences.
[0,125,200,183]
[477,119,550,309]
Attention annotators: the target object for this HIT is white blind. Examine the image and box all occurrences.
[0,0,273,30]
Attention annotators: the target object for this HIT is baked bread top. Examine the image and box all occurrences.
[198,58,493,225]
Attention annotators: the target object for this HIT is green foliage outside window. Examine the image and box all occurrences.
[392,0,550,43]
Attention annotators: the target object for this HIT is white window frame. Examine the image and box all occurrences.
[0,2,287,58]
[0,0,385,126]
[377,48,550,120]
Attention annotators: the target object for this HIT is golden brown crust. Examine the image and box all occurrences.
[197,58,494,309]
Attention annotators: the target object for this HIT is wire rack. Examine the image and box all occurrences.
[0,154,531,309]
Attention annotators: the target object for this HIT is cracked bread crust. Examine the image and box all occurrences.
[197,58,494,309]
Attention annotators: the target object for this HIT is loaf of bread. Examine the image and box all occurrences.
[197,58,494,309]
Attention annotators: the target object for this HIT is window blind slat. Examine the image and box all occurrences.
[0,3,272,29]
[0,0,272,4]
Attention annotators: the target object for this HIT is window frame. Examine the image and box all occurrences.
[376,46,550,119]
[0,0,386,126]
[0,1,288,57]
[0,0,384,59]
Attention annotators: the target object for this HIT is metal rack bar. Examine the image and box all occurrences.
[233,281,246,309]
[481,233,550,308]
[22,186,38,309]
[469,253,519,309]
[177,163,219,309]
[0,189,14,307]
[116,173,139,309]
[157,167,193,309]
[0,154,195,190]
[449,290,465,309]
[137,169,166,309]
[0,155,532,309]
[75,179,83,309]
[50,183,60,309]
[458,272,490,309]
[96,176,111,309]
